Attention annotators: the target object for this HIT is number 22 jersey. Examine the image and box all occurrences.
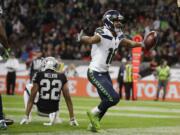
[89,27,124,72]
[32,69,67,114]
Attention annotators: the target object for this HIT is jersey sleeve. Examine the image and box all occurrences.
[61,73,68,86]
[32,72,40,84]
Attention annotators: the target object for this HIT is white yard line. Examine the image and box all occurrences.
[3,97,180,106]
[4,105,180,113]
[4,107,180,119]
[72,106,180,113]
[112,106,180,113]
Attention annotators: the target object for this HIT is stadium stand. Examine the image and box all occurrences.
[3,0,180,66]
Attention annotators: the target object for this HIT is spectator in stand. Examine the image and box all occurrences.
[1,0,179,66]
[65,64,78,77]
[139,58,158,78]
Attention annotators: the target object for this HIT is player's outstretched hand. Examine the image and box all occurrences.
[20,116,30,125]
[69,117,79,126]
[76,30,84,42]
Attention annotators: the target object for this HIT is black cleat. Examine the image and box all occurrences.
[5,118,14,125]
[0,120,7,130]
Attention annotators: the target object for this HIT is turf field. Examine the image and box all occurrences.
[1,95,180,135]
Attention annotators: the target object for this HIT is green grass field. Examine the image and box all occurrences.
[1,95,180,135]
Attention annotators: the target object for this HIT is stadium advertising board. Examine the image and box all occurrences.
[0,76,180,101]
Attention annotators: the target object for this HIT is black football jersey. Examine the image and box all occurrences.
[32,69,67,114]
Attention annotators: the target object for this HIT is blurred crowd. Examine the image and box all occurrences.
[3,0,180,66]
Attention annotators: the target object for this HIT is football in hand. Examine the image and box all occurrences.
[143,31,158,50]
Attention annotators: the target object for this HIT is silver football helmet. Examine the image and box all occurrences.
[42,57,64,72]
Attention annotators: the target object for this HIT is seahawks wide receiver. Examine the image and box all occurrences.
[77,10,145,132]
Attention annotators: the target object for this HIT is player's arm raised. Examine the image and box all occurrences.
[120,38,144,48]
[77,30,101,45]
[62,83,79,126]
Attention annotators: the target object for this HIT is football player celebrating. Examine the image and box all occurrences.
[20,57,78,126]
[0,4,13,130]
[77,10,145,132]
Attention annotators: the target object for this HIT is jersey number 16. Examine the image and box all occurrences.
[106,48,118,64]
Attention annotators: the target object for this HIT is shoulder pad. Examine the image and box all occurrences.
[95,27,104,35]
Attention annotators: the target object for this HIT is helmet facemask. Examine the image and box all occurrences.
[113,18,123,33]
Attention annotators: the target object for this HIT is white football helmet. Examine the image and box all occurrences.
[43,57,58,71]
[42,57,64,72]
